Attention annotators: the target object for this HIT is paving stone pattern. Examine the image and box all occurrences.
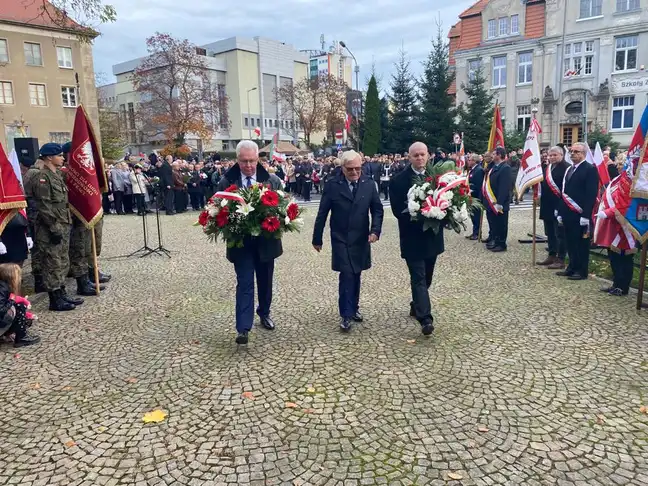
[0,210,647,486]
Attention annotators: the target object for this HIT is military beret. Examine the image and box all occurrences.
[39,142,63,157]
[61,141,72,154]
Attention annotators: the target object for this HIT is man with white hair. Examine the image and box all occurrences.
[389,142,444,336]
[312,150,384,332]
[556,142,599,280]
[216,140,284,344]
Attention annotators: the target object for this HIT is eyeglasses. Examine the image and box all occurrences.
[344,167,362,172]
[570,150,583,154]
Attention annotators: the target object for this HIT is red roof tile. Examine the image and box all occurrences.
[459,0,490,18]
[0,0,83,31]
[448,22,462,38]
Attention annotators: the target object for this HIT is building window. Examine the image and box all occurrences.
[468,60,481,82]
[244,117,249,127]
[579,0,603,18]
[0,81,13,104]
[510,15,519,34]
[492,56,507,88]
[61,86,77,107]
[217,84,227,129]
[612,95,635,129]
[564,41,595,77]
[23,42,42,66]
[49,132,71,144]
[56,46,73,68]
[616,0,640,11]
[517,53,533,84]
[264,119,267,128]
[0,39,9,63]
[29,83,47,106]
[274,119,278,128]
[127,102,136,129]
[498,17,509,36]
[487,19,497,39]
[517,106,531,132]
[615,35,638,71]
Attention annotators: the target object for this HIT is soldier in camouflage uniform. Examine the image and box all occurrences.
[23,159,45,293]
[32,143,82,311]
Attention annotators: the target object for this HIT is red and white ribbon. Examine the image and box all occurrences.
[545,165,561,197]
[214,191,245,204]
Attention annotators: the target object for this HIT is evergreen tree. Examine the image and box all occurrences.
[362,75,381,156]
[457,61,494,154]
[418,25,456,153]
[388,49,419,153]
[379,95,391,153]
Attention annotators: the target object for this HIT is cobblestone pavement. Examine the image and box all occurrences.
[1,209,647,486]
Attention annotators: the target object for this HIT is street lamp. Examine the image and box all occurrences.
[246,87,257,140]
[339,41,359,93]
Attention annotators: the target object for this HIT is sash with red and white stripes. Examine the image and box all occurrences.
[561,166,583,214]
[545,165,561,197]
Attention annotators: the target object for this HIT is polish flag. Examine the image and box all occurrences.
[586,142,610,186]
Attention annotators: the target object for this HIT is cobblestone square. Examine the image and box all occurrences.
[0,209,647,486]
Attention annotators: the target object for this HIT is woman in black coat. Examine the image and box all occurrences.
[0,212,29,266]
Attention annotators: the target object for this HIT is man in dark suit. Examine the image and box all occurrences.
[312,150,384,332]
[484,147,512,252]
[466,154,484,241]
[556,142,599,280]
[389,142,444,336]
[216,140,284,344]
[537,146,570,269]
[159,155,175,215]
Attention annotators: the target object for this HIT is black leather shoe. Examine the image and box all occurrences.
[352,312,363,322]
[61,286,83,306]
[489,246,507,252]
[14,330,41,347]
[409,305,416,317]
[555,271,574,277]
[260,316,275,330]
[486,243,496,249]
[567,274,587,281]
[421,321,434,336]
[77,277,105,296]
[340,318,352,333]
[89,268,111,283]
[48,290,76,311]
[235,332,249,345]
[468,235,479,241]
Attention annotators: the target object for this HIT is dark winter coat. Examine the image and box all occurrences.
[539,160,569,221]
[312,175,384,274]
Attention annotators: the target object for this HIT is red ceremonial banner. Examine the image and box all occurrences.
[0,143,27,234]
[67,106,106,228]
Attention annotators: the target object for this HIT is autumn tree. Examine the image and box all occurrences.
[96,87,125,160]
[132,32,228,150]
[318,75,349,141]
[276,78,325,147]
[32,1,116,40]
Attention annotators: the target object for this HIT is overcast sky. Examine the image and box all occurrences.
[93,0,474,93]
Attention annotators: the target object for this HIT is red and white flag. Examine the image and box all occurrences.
[456,135,466,171]
[0,142,27,234]
[515,118,544,198]
[590,141,610,186]
[67,106,107,228]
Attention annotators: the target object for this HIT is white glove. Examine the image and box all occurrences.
[0,243,6,255]
[596,211,607,220]
[494,204,503,213]
[26,237,33,250]
[557,216,563,224]
[580,217,589,226]
[554,209,558,217]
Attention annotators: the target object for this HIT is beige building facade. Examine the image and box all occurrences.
[101,36,311,154]
[0,14,99,152]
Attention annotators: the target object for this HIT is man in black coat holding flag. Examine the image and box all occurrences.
[483,147,512,252]
[312,150,383,332]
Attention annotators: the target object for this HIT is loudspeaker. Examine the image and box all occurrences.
[14,137,39,167]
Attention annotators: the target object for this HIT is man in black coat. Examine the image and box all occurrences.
[312,150,384,332]
[158,155,175,215]
[216,141,284,344]
[556,142,599,280]
[466,154,484,240]
[538,146,570,269]
[484,147,512,252]
[389,142,444,336]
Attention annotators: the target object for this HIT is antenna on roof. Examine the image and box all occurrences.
[320,34,325,51]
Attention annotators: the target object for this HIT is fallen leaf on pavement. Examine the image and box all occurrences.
[97,426,106,432]
[447,472,463,480]
[596,414,605,425]
[478,427,489,433]
[64,440,76,448]
[62,386,73,391]
[306,387,316,393]
[241,391,255,400]
[406,339,416,344]
[639,405,647,414]
[30,383,40,389]
[191,340,200,345]
[303,408,315,414]
[142,409,168,423]
[285,402,298,408]
[125,378,138,384]
[13,353,20,359]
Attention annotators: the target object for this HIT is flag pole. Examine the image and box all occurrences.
[637,242,647,310]
[532,184,538,266]
[91,228,100,295]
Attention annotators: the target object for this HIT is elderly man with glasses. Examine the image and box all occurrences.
[216,140,284,345]
[556,142,599,281]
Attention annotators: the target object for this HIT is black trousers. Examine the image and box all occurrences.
[174,189,186,213]
[233,251,274,333]
[302,180,312,201]
[608,249,634,292]
[564,223,590,277]
[471,207,482,237]
[543,218,566,258]
[102,194,112,213]
[380,181,390,200]
[134,194,146,215]
[338,272,361,318]
[189,192,203,210]
[163,188,175,214]
[485,210,494,242]
[113,191,124,214]
[488,210,509,247]
[123,194,134,214]
[405,256,437,325]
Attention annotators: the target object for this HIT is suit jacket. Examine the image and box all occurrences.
[389,165,444,261]
[539,160,569,220]
[558,161,599,224]
[468,165,484,200]
[487,162,512,213]
[216,163,284,263]
[312,175,384,274]
[158,162,173,188]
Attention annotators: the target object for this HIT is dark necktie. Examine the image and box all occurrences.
[566,165,575,183]
[246,176,252,188]
[351,181,358,198]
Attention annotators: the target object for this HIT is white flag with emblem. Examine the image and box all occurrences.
[515,118,544,199]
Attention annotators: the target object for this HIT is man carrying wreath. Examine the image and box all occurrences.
[216,141,284,344]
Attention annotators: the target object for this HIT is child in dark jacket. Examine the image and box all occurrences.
[0,264,40,347]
